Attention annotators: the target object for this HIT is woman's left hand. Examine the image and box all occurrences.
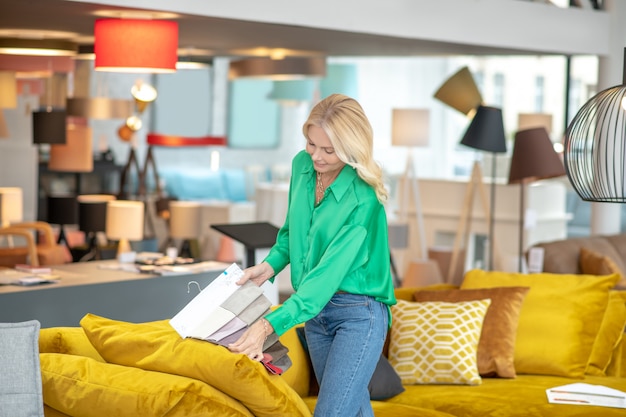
[228,319,272,361]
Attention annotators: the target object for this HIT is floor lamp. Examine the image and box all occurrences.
[459,105,507,271]
[508,127,565,272]
[392,108,443,286]
[433,66,487,282]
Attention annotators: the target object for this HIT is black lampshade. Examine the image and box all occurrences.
[77,195,117,233]
[47,195,78,225]
[32,109,67,144]
[460,105,507,153]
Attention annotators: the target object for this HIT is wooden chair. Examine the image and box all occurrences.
[0,221,68,268]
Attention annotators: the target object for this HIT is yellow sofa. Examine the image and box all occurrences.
[39,270,626,417]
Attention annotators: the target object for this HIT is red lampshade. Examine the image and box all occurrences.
[94,18,178,73]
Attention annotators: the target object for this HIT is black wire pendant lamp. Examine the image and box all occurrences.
[564,48,626,202]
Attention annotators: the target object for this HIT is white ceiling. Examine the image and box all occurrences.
[0,0,574,60]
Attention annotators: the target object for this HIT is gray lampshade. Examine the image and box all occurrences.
[32,109,66,144]
[460,105,507,153]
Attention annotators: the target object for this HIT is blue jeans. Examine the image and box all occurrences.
[305,293,388,417]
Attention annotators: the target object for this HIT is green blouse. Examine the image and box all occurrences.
[264,150,396,336]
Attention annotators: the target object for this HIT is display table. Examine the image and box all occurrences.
[0,260,230,328]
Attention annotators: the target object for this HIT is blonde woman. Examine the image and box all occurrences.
[229,94,396,417]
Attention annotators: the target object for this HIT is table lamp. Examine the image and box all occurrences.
[169,201,201,258]
[77,194,116,261]
[105,200,144,259]
[508,127,565,272]
[46,195,78,247]
[0,187,23,228]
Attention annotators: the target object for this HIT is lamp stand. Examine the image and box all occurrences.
[116,238,131,258]
[447,161,494,283]
[517,181,526,273]
[399,150,427,260]
[488,154,497,271]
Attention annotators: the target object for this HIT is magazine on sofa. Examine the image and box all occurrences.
[547,383,626,408]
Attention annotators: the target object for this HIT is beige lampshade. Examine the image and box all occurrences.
[518,113,553,134]
[401,259,443,288]
[0,71,17,108]
[48,123,94,172]
[433,66,483,116]
[391,108,430,147]
[169,201,201,239]
[0,187,23,227]
[105,200,144,242]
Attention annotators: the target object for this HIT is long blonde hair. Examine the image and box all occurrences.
[302,94,388,202]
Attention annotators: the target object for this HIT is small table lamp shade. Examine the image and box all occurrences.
[391,109,430,147]
[0,187,23,227]
[77,194,116,233]
[47,195,78,226]
[169,201,201,239]
[106,200,144,255]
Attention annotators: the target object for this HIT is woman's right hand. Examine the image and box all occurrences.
[236,261,275,287]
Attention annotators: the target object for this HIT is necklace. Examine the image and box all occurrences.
[316,171,325,204]
[316,170,340,204]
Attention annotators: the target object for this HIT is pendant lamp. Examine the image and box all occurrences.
[564,48,626,202]
[94,18,178,73]
[229,57,326,80]
[32,109,67,144]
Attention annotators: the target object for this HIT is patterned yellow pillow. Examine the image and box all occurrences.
[388,299,491,385]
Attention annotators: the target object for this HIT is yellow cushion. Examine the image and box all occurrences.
[461,270,619,378]
[40,353,254,417]
[79,314,311,417]
[388,299,491,385]
[413,286,529,378]
[43,405,70,417]
[587,290,626,376]
[39,327,104,362]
